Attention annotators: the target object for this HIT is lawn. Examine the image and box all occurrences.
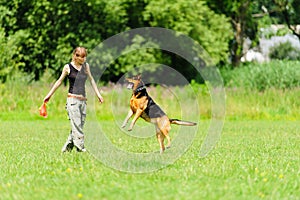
[0,82,299,199]
[0,120,299,200]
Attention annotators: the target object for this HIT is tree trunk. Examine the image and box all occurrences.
[231,20,244,67]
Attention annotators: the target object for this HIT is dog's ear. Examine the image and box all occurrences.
[137,74,142,80]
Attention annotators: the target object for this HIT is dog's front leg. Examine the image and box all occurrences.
[128,109,143,131]
[121,109,133,128]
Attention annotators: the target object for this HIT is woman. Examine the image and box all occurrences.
[43,47,104,152]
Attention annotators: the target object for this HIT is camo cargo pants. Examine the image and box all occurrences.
[61,97,87,152]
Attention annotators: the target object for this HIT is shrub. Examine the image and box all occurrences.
[269,41,300,60]
[220,61,300,91]
[0,29,28,82]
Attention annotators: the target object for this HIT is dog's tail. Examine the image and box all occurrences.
[169,119,197,126]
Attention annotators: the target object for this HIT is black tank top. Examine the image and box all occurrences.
[68,63,88,96]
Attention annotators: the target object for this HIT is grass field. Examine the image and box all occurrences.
[0,81,299,199]
[1,120,299,199]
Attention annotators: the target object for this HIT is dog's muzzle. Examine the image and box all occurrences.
[127,82,134,90]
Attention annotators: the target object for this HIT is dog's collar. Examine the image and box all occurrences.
[134,85,146,94]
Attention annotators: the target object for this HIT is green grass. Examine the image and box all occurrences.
[0,78,299,199]
[0,120,299,199]
[1,80,299,121]
[220,60,300,90]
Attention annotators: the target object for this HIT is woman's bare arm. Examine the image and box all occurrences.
[85,63,104,103]
[43,65,69,102]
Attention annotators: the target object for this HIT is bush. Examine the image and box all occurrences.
[269,41,300,60]
[220,61,300,91]
[0,29,28,82]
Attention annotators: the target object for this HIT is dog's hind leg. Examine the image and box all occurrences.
[161,129,171,150]
[158,117,171,149]
[165,134,171,149]
[156,128,165,154]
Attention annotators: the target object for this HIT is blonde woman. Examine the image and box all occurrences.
[43,47,104,152]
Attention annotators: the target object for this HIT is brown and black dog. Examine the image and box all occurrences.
[121,75,197,153]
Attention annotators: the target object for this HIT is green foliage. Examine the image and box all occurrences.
[257,0,300,39]
[257,16,276,39]
[220,60,300,90]
[207,0,258,66]
[90,34,171,83]
[0,27,28,82]
[0,0,129,81]
[273,0,300,25]
[0,3,26,82]
[1,0,234,83]
[1,72,299,121]
[269,41,300,60]
[144,0,233,65]
[2,0,300,82]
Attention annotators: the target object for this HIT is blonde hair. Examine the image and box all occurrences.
[72,47,87,57]
[72,47,88,73]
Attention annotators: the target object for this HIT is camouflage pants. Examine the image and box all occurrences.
[62,97,87,152]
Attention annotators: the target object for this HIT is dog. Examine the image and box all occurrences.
[121,74,197,153]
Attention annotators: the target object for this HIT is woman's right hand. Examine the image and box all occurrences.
[98,96,104,103]
[43,96,50,103]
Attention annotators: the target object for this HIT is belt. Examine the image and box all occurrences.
[67,94,87,101]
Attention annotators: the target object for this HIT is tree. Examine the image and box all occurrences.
[144,0,232,65]
[272,0,300,40]
[1,0,234,82]
[0,1,28,82]
[1,0,128,81]
[251,0,300,39]
[206,0,258,67]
